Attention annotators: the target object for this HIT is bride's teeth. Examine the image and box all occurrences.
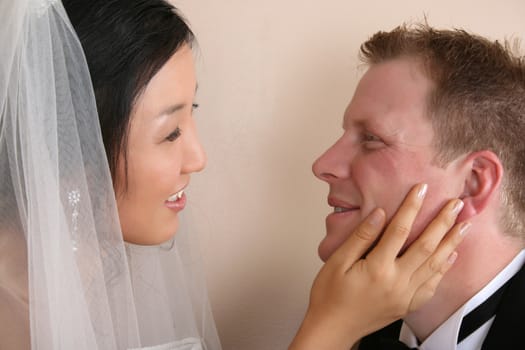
[168,190,184,202]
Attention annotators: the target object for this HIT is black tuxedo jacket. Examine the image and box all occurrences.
[359,263,525,349]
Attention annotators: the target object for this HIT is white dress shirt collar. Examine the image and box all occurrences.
[399,249,525,350]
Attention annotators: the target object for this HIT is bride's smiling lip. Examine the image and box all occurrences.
[164,184,188,211]
[167,184,188,201]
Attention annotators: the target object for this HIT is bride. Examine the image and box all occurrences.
[0,0,466,349]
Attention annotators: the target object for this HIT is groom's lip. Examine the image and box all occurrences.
[328,197,360,211]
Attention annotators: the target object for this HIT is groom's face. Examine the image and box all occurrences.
[313,58,461,261]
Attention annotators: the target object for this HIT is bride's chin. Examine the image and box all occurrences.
[122,228,178,246]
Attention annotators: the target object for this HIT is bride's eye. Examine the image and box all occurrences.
[166,127,181,142]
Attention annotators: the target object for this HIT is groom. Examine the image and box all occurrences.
[312,24,525,349]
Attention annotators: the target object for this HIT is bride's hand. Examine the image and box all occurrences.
[289,183,469,350]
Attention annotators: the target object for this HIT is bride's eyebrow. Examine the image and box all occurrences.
[155,84,198,119]
[155,103,186,119]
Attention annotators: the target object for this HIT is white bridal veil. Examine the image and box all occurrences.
[0,0,221,349]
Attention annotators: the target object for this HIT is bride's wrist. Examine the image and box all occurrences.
[289,311,360,350]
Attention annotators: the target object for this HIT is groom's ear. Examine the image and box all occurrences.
[457,150,503,221]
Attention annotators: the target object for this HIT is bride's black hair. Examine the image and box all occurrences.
[62,0,195,189]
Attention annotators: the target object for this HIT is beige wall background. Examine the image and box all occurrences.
[175,1,525,349]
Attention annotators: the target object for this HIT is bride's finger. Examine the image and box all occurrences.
[398,198,463,271]
[327,208,386,271]
[408,250,459,312]
[366,183,427,264]
[408,221,470,291]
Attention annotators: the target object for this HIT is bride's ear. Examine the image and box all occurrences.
[457,150,503,221]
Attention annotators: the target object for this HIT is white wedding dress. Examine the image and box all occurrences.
[0,0,221,348]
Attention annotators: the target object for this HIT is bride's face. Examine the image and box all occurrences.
[116,44,206,245]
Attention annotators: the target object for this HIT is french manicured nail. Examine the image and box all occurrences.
[368,208,384,228]
[417,183,428,199]
[459,222,472,236]
[452,200,464,215]
[447,251,458,265]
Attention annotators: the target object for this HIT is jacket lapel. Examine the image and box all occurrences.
[358,320,403,349]
[481,263,525,349]
[359,263,525,350]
